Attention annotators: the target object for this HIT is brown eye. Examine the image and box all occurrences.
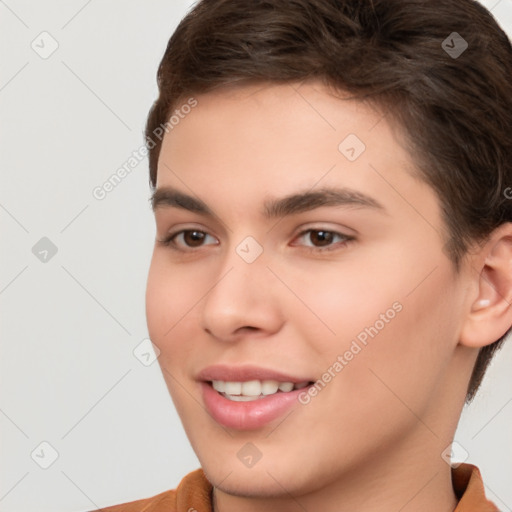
[183,230,208,247]
[308,230,335,247]
[159,230,218,250]
[293,229,354,253]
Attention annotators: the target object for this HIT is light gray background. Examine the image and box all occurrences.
[1,1,511,511]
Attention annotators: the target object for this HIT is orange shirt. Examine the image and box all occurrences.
[97,463,499,511]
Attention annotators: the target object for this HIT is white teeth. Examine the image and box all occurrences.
[262,380,280,395]
[224,381,242,395]
[224,394,261,402]
[278,382,294,392]
[242,380,261,396]
[211,379,311,399]
[212,380,225,393]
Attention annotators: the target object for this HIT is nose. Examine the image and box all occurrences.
[200,246,283,342]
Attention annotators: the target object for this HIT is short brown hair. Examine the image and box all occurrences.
[145,0,512,401]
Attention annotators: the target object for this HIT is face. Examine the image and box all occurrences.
[146,82,473,498]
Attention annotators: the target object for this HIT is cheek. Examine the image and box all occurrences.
[280,256,406,358]
[326,262,460,417]
[145,257,203,413]
[288,243,460,393]
[146,254,201,339]
[145,255,201,378]
[145,260,172,341]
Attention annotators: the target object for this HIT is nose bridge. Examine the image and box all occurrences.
[207,235,266,311]
[200,234,280,339]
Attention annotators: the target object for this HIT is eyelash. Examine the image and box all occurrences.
[157,228,355,254]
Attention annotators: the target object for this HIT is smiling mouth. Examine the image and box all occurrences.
[208,379,314,401]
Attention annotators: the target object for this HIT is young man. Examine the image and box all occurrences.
[99,0,511,510]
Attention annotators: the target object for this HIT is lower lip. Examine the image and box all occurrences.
[201,382,309,430]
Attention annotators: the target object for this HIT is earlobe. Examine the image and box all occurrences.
[459,223,512,348]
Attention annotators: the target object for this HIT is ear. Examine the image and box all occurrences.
[460,222,512,348]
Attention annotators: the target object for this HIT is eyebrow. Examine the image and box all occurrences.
[150,186,386,218]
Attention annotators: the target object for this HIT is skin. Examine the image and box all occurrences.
[145,81,512,512]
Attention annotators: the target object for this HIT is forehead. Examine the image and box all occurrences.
[160,82,388,167]
[155,81,440,232]
[159,82,397,178]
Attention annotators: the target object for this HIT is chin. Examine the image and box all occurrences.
[206,467,298,499]
[200,454,324,499]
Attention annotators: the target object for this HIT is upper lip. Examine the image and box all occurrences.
[197,364,313,383]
